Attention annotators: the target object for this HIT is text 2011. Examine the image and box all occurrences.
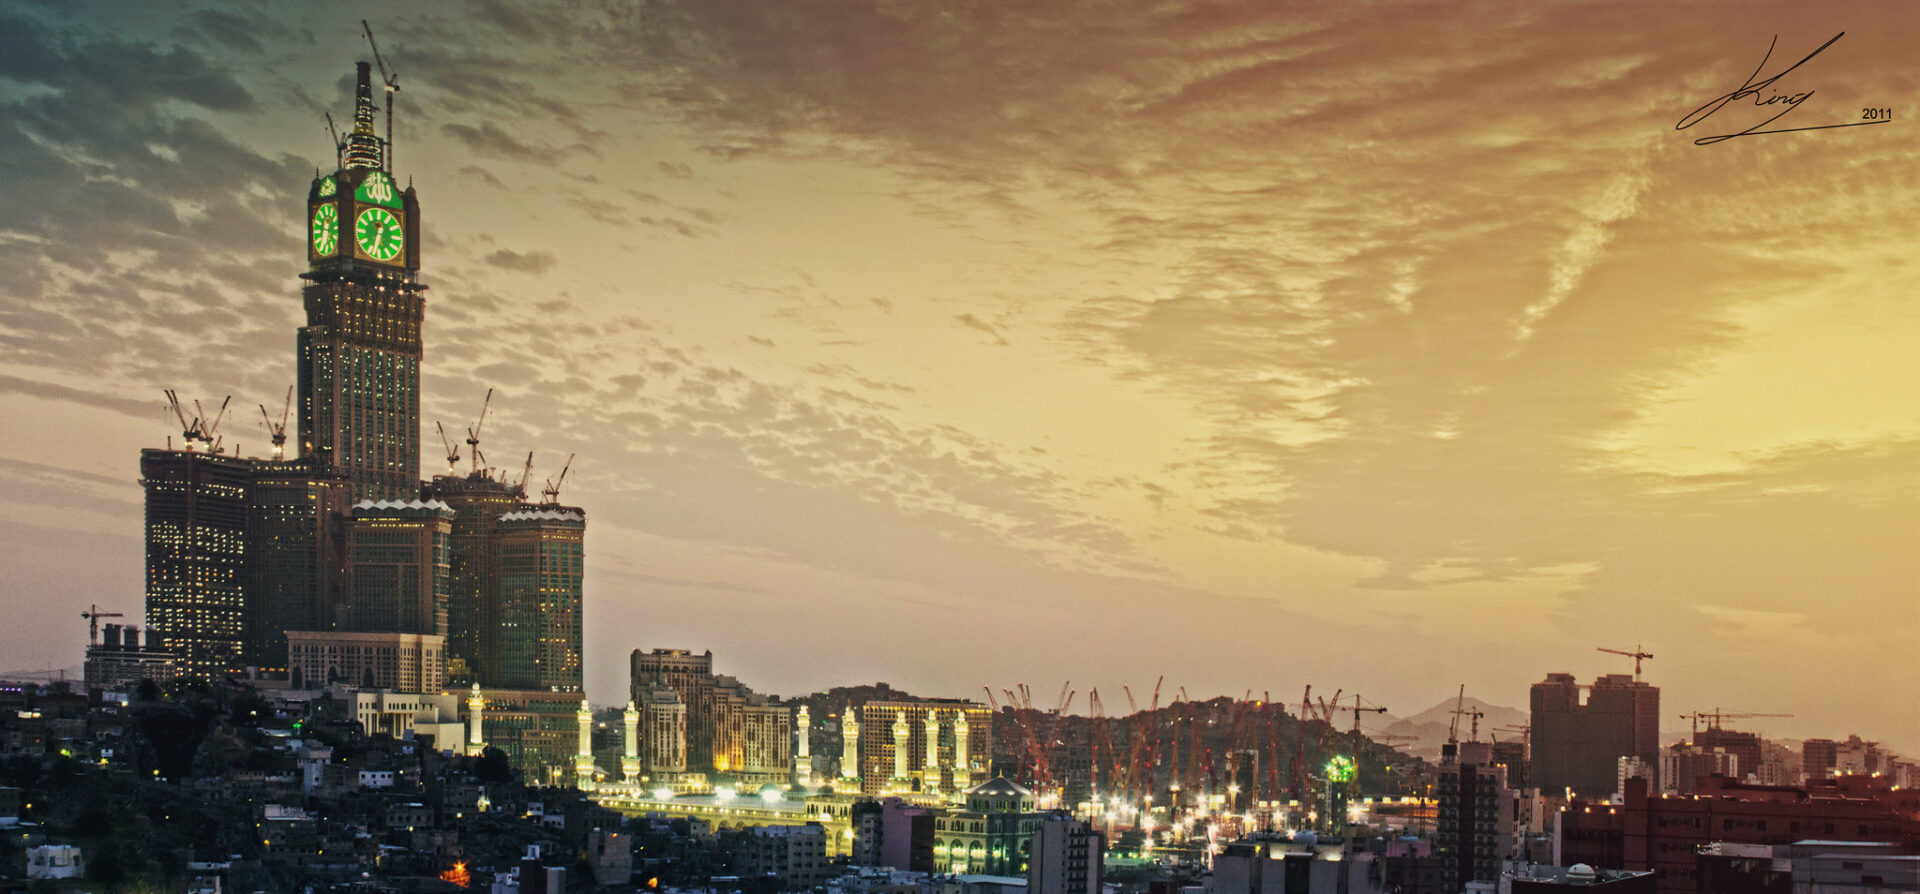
[1862,108,1893,120]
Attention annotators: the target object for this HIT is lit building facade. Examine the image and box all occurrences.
[494,505,585,691]
[338,499,452,639]
[297,64,424,503]
[286,629,445,691]
[856,699,991,798]
[421,473,522,684]
[141,448,252,679]
[245,458,348,670]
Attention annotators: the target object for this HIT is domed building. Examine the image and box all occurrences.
[933,777,1044,875]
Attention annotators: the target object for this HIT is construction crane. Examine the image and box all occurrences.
[1681,710,1795,737]
[465,388,492,476]
[1327,692,1389,735]
[516,451,534,495]
[197,396,231,453]
[361,20,400,172]
[1446,685,1485,744]
[323,111,346,168]
[1598,644,1654,680]
[1491,723,1531,747]
[259,386,292,460]
[81,605,124,646]
[164,391,230,452]
[541,453,574,505]
[435,421,461,475]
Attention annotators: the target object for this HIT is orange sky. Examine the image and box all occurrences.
[0,1,1913,753]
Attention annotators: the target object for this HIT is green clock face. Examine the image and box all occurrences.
[310,204,338,256]
[354,206,404,262]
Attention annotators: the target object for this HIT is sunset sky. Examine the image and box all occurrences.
[1,1,1913,753]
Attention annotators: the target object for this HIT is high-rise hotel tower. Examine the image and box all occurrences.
[298,62,425,502]
[141,55,585,699]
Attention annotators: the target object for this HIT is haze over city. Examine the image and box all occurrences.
[0,1,1913,753]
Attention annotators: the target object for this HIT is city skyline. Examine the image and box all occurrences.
[0,2,1913,753]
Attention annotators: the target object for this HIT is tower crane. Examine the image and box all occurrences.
[81,605,124,646]
[435,421,461,474]
[195,396,232,453]
[324,112,345,168]
[259,386,292,460]
[1447,684,1485,744]
[165,390,200,449]
[1326,692,1389,735]
[361,20,400,172]
[516,451,534,496]
[1598,644,1654,680]
[541,453,574,505]
[465,388,492,476]
[1680,710,1794,737]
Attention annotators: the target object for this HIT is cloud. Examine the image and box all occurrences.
[483,248,557,274]
[953,313,1008,346]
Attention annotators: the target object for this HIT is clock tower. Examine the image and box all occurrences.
[298,61,425,500]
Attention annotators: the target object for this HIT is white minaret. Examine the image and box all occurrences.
[466,683,486,758]
[922,711,941,795]
[953,710,971,791]
[840,707,861,785]
[622,700,641,783]
[891,709,910,784]
[794,704,813,787]
[575,698,597,792]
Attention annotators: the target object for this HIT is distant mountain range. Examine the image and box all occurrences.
[1374,695,1530,759]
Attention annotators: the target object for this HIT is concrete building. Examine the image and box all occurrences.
[1028,814,1102,894]
[287,630,446,692]
[737,823,832,889]
[632,648,718,765]
[1802,739,1838,781]
[1435,741,1522,894]
[142,448,253,679]
[638,684,691,780]
[1660,744,1738,796]
[338,499,453,637]
[626,649,789,788]
[711,675,792,788]
[83,623,178,691]
[245,457,348,671]
[1531,673,1660,798]
[852,797,935,871]
[1207,836,1381,894]
[494,505,585,692]
[346,689,462,743]
[26,844,83,880]
[858,698,992,798]
[1555,775,1920,894]
[421,472,522,684]
[464,688,586,785]
[934,778,1042,875]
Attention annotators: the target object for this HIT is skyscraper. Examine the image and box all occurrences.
[297,62,425,502]
[495,505,586,691]
[141,51,585,698]
[1531,672,1660,798]
[141,448,252,678]
[245,458,348,669]
[422,472,523,684]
